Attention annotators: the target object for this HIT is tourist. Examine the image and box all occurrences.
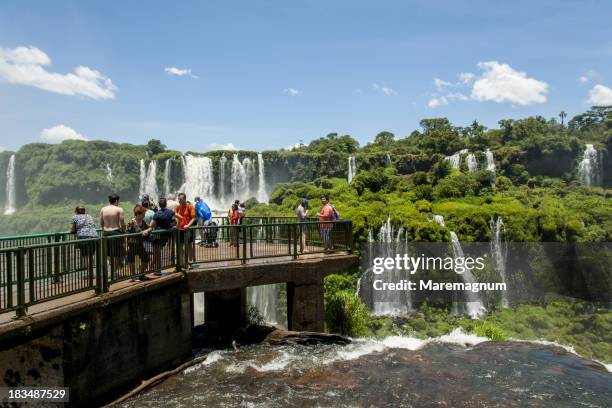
[238,202,246,224]
[142,200,155,226]
[194,196,212,245]
[141,194,158,212]
[143,197,181,275]
[296,199,309,252]
[318,194,336,252]
[166,193,178,212]
[69,206,98,276]
[100,193,126,269]
[229,203,240,246]
[176,193,197,263]
[126,205,151,280]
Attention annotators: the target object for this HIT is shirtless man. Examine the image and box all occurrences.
[100,193,126,264]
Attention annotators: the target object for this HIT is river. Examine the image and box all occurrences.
[120,329,611,407]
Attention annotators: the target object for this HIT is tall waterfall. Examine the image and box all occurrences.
[139,159,158,203]
[449,232,485,318]
[163,158,172,196]
[490,216,509,307]
[4,155,16,215]
[181,155,214,204]
[231,154,248,200]
[347,156,356,183]
[385,154,392,168]
[242,157,256,197]
[578,144,601,187]
[105,163,113,182]
[432,214,445,227]
[218,155,227,204]
[247,284,281,325]
[257,153,269,203]
[359,217,412,315]
[466,154,478,172]
[485,149,496,173]
[445,149,468,169]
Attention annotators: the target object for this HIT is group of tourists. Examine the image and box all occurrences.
[68,191,341,278]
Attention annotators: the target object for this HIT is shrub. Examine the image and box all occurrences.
[325,290,370,337]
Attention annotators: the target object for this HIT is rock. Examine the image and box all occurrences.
[264,329,351,346]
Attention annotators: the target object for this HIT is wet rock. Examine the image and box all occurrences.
[264,329,351,346]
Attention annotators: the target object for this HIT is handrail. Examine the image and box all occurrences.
[0,220,353,317]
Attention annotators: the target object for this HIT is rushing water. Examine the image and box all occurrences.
[231,154,248,201]
[180,155,215,205]
[347,156,356,183]
[121,330,612,407]
[139,159,159,203]
[449,232,486,318]
[385,153,392,168]
[578,144,601,187]
[485,148,496,173]
[466,153,478,172]
[445,149,468,169]
[4,154,16,215]
[257,153,268,203]
[163,158,172,196]
[247,284,283,325]
[106,163,113,182]
[490,216,509,307]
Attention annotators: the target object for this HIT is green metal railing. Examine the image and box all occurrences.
[0,219,352,317]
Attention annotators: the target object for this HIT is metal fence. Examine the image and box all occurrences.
[0,219,352,316]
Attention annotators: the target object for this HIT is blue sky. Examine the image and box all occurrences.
[0,0,611,152]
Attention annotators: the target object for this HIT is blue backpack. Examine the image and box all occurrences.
[195,200,212,221]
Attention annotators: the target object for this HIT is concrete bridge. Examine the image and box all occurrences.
[0,218,358,406]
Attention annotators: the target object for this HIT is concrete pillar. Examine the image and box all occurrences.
[204,288,247,332]
[287,280,325,332]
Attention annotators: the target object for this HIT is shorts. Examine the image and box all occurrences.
[77,237,97,256]
[103,229,124,257]
[320,227,331,241]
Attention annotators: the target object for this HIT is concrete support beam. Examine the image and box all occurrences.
[204,288,247,333]
[287,279,325,332]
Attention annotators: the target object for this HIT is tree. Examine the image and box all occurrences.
[146,139,166,155]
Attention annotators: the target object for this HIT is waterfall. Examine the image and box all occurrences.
[485,149,496,173]
[445,149,468,169]
[231,154,248,200]
[385,154,392,168]
[449,232,486,318]
[466,154,478,172]
[242,157,256,198]
[139,159,158,203]
[358,217,412,315]
[218,155,227,205]
[347,156,356,183]
[490,216,509,307]
[257,153,269,203]
[578,144,601,187]
[247,284,281,325]
[181,155,214,204]
[432,214,445,227]
[4,155,16,215]
[105,163,113,182]
[163,158,172,196]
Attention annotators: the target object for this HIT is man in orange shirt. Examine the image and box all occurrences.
[318,194,335,252]
[176,193,197,263]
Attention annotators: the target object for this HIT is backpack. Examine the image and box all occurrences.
[331,205,340,220]
[195,200,212,220]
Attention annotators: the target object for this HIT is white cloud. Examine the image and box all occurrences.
[372,83,397,95]
[434,78,453,90]
[285,142,304,151]
[458,72,475,84]
[283,88,300,96]
[40,125,87,142]
[471,61,548,105]
[578,75,590,84]
[587,84,612,105]
[207,143,237,151]
[428,93,468,108]
[0,46,116,100]
[164,67,198,78]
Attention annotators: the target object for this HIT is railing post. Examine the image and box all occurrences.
[16,247,26,318]
[53,234,60,283]
[241,226,247,264]
[292,224,298,259]
[28,249,35,305]
[249,225,253,258]
[347,221,353,253]
[5,252,13,311]
[101,237,109,293]
[174,228,183,272]
[96,238,104,294]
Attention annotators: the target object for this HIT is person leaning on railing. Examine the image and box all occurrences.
[142,197,182,275]
[100,193,126,269]
[176,193,197,264]
[318,194,339,252]
[296,199,309,253]
[126,205,151,281]
[69,206,98,275]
